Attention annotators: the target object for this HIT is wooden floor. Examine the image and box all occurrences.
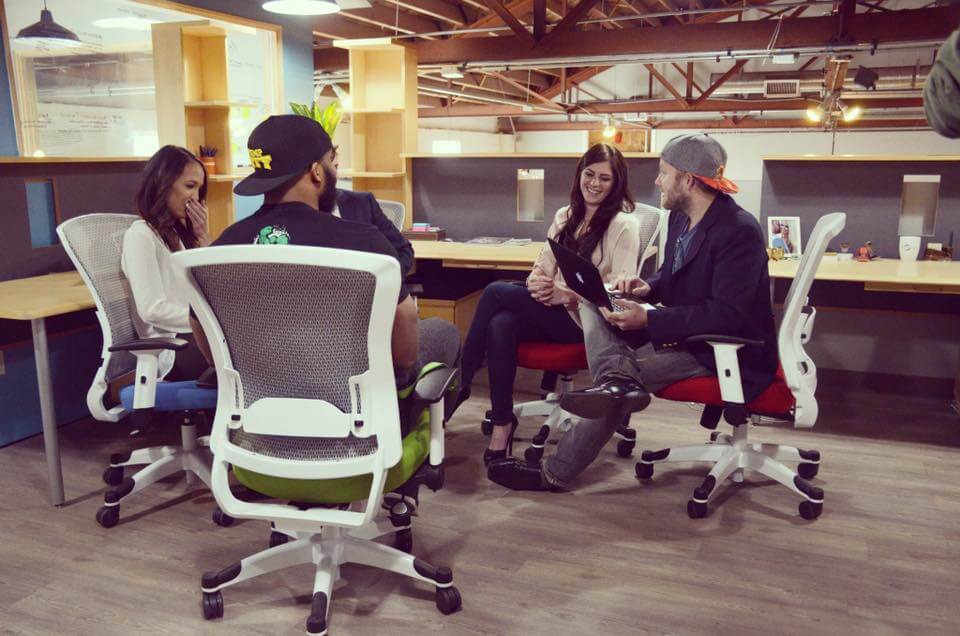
[1,385,958,635]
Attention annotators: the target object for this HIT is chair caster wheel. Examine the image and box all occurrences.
[102,466,124,486]
[635,462,653,479]
[523,446,543,463]
[617,439,635,458]
[269,531,289,548]
[799,500,822,520]
[395,528,413,553]
[709,431,721,442]
[96,505,119,528]
[687,499,708,519]
[797,462,819,479]
[201,590,224,619]
[212,508,234,527]
[436,586,462,615]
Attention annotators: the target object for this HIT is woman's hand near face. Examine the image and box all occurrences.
[185,199,210,247]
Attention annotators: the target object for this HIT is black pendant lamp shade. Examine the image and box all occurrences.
[16,4,81,45]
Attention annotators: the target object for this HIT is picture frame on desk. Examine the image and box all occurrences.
[768,216,802,257]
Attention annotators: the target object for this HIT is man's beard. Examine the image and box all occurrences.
[661,186,690,214]
[317,164,338,212]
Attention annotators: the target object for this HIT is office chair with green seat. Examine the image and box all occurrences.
[174,245,460,635]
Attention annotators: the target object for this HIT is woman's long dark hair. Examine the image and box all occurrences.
[134,145,208,251]
[556,143,635,260]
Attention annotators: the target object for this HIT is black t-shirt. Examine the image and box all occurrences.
[213,202,409,302]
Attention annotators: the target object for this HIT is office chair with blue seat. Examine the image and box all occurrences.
[174,245,461,634]
[56,214,220,528]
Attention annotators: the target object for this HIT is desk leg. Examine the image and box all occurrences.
[31,318,65,506]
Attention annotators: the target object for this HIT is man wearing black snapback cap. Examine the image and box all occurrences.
[190,115,459,401]
[489,133,777,491]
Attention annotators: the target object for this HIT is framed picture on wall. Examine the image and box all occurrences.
[768,216,802,257]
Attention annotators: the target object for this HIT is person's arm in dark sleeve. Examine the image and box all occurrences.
[646,225,766,346]
[365,193,415,275]
[644,269,663,304]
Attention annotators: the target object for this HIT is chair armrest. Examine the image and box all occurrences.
[683,335,759,405]
[411,366,458,404]
[684,334,764,347]
[109,337,188,353]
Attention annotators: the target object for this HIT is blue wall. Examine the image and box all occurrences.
[0,0,314,444]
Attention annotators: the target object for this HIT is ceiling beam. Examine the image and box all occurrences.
[483,71,566,110]
[414,7,959,65]
[689,59,748,106]
[418,96,923,117]
[481,0,537,44]
[339,5,441,36]
[540,66,607,99]
[539,0,605,46]
[491,117,931,131]
[419,73,532,100]
[313,17,388,41]
[534,0,547,40]
[645,63,689,108]
[690,0,778,25]
[378,0,467,27]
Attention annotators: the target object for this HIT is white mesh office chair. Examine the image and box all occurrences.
[57,214,219,528]
[509,205,665,462]
[175,245,460,634]
[377,199,405,231]
[636,212,846,520]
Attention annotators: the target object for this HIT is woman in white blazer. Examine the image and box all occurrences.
[122,145,211,380]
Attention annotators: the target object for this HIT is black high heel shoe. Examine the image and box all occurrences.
[483,415,519,466]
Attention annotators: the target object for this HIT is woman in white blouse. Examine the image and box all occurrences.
[122,145,211,380]
[452,144,641,465]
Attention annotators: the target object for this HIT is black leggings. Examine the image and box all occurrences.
[460,280,583,421]
[166,334,211,382]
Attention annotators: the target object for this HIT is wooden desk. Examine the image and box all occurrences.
[410,240,544,271]
[768,258,960,294]
[0,271,94,505]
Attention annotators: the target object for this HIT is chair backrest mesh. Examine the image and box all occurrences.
[632,204,664,272]
[192,262,375,411]
[191,261,382,462]
[377,199,405,231]
[58,214,139,382]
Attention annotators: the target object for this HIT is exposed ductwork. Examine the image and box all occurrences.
[709,66,931,98]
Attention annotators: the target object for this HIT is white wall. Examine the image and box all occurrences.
[418,127,515,153]
[515,130,589,153]
[650,129,960,216]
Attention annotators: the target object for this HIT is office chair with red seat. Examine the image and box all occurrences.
[498,205,665,462]
[634,212,846,521]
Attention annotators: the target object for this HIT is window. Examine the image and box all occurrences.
[3,0,280,159]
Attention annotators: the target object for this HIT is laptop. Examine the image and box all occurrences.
[548,238,630,313]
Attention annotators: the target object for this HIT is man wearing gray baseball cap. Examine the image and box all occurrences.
[489,133,778,492]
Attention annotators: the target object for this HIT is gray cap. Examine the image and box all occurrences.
[660,133,738,194]
[924,28,960,139]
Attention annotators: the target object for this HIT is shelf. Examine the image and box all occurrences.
[185,100,258,109]
[340,170,405,178]
[350,107,404,114]
[0,156,148,164]
[402,152,660,159]
[207,173,250,182]
[763,155,960,162]
[333,37,398,51]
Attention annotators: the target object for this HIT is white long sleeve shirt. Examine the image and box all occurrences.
[121,220,192,377]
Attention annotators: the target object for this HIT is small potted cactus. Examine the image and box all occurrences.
[199,145,218,174]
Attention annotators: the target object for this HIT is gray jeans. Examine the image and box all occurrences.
[543,303,711,490]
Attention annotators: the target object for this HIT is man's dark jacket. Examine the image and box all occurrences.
[336,189,414,274]
[645,193,778,402]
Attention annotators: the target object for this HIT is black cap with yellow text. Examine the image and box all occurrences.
[234,114,333,196]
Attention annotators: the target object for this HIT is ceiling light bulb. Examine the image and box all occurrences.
[602,123,617,139]
[262,0,340,15]
[805,105,824,123]
[842,105,862,122]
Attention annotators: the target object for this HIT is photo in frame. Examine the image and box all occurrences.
[767,216,803,257]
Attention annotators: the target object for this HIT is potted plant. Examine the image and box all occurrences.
[290,100,342,137]
[199,145,218,174]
